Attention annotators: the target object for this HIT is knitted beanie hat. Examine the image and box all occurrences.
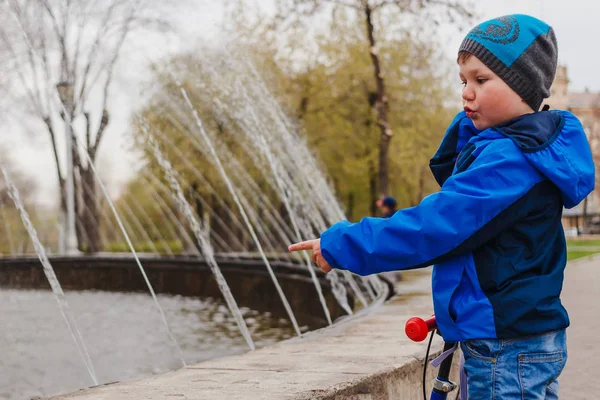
[459,14,558,111]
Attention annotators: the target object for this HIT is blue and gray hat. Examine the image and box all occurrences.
[459,14,558,111]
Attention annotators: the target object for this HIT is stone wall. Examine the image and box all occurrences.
[0,255,356,328]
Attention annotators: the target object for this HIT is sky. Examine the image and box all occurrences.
[3,0,599,209]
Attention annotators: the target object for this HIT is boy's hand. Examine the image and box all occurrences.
[288,239,332,274]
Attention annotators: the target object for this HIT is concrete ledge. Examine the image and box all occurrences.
[51,269,451,400]
[306,358,458,400]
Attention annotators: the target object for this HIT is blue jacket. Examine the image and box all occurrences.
[320,110,595,341]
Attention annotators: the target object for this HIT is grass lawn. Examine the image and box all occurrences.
[567,250,598,261]
[566,239,600,261]
[566,239,600,247]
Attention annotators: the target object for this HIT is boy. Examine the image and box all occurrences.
[289,15,595,399]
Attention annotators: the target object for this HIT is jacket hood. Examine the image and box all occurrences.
[492,111,595,208]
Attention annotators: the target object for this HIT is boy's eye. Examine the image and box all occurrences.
[477,78,487,84]
[461,81,467,87]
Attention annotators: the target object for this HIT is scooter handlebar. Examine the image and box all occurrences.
[405,316,437,342]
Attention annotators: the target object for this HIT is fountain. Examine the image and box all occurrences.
[0,10,390,400]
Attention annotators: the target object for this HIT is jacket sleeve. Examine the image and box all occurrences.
[429,111,480,187]
[320,139,543,276]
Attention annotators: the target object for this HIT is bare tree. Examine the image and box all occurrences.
[0,0,172,252]
[270,0,472,198]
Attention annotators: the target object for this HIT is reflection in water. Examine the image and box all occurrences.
[0,289,298,400]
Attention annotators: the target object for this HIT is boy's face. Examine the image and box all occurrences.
[459,55,534,130]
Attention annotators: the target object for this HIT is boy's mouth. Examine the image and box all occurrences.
[464,106,476,119]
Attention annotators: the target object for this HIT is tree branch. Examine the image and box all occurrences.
[371,0,402,10]
[76,0,121,105]
[84,111,91,151]
[43,116,64,184]
[321,0,362,10]
[34,2,54,116]
[70,0,93,88]
[371,0,473,18]
[38,0,70,79]
[91,109,109,160]
[71,130,83,172]
[0,29,42,117]
[89,0,138,157]
[8,2,45,112]
[24,33,46,115]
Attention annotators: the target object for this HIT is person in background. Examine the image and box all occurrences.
[376,196,397,218]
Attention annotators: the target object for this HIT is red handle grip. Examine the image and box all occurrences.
[405,316,437,342]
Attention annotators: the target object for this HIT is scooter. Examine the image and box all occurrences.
[405,315,464,400]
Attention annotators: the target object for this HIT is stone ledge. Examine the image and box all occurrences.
[51,269,442,400]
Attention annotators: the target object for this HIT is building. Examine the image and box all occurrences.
[547,66,600,233]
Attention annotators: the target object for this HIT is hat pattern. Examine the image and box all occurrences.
[469,16,520,45]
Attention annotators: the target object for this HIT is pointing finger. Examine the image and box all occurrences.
[288,240,316,252]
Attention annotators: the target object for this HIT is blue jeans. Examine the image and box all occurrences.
[460,329,567,399]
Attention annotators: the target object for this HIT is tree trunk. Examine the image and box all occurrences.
[80,167,101,253]
[59,178,67,252]
[347,192,355,221]
[222,199,231,253]
[210,193,219,251]
[192,184,204,229]
[364,5,392,198]
[416,166,426,206]
[369,162,377,216]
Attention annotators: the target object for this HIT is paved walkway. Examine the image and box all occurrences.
[559,254,600,399]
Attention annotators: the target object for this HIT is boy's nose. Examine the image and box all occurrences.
[462,86,475,101]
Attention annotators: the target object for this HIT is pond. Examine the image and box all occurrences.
[0,289,299,400]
